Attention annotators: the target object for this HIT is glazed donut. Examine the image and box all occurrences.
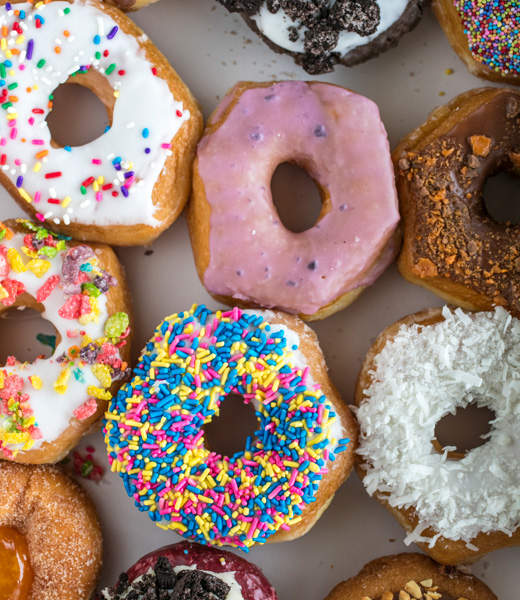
[324,553,497,600]
[214,1,429,75]
[99,541,278,600]
[433,1,520,85]
[0,218,131,464]
[104,304,358,548]
[394,87,520,315]
[189,81,400,321]
[354,306,520,565]
[0,0,202,245]
[0,460,102,600]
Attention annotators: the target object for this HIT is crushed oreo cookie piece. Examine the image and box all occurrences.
[216,0,263,15]
[173,571,230,600]
[156,557,177,590]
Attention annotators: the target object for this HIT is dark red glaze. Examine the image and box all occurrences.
[123,541,277,600]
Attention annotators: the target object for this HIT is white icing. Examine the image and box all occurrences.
[252,0,409,57]
[0,1,189,228]
[356,307,520,545]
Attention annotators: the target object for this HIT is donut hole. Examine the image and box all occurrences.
[46,73,113,148]
[271,162,325,233]
[0,307,59,365]
[433,402,495,459]
[482,172,520,224]
[203,393,258,458]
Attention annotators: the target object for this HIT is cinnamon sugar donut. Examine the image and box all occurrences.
[325,553,497,600]
[0,460,102,600]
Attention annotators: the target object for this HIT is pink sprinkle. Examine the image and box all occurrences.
[0,138,5,146]
[161,143,171,149]
[35,213,45,222]
[19,64,25,71]
[96,191,102,202]
[28,117,34,125]
[32,139,44,145]
[92,158,102,164]
[10,128,17,139]
[34,191,41,203]
[14,159,21,165]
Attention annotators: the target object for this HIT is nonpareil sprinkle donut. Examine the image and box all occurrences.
[0,0,202,245]
[355,307,520,564]
[104,305,358,549]
[189,81,400,321]
[0,218,131,464]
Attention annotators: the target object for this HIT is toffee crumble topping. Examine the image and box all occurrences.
[102,557,231,600]
[216,0,381,73]
[362,576,464,600]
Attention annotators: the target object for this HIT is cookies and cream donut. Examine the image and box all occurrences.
[100,541,278,600]
[0,218,131,464]
[325,553,498,600]
[189,81,400,321]
[355,307,520,564]
[0,460,102,600]
[395,87,520,315]
[215,1,429,74]
[433,1,520,84]
[0,0,202,245]
[104,304,358,549]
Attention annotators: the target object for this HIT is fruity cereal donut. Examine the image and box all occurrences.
[189,81,400,321]
[433,0,520,84]
[0,0,202,245]
[0,218,131,464]
[105,305,357,549]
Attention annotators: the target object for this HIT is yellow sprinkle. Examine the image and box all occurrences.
[54,368,71,395]
[92,363,112,388]
[6,113,17,121]
[87,385,112,401]
[62,196,71,208]
[27,258,51,278]
[0,284,8,301]
[33,162,42,173]
[19,188,32,204]
[16,35,25,44]
[29,375,43,390]
[7,248,26,273]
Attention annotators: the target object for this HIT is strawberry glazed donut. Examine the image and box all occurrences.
[0,0,202,245]
[189,81,400,321]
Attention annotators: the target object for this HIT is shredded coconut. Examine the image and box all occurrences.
[356,307,520,545]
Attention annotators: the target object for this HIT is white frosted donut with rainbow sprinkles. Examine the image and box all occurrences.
[0,0,202,245]
[104,305,357,549]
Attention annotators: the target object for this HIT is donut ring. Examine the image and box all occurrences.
[324,553,497,600]
[0,461,102,600]
[395,87,520,315]
[189,81,400,321]
[355,307,520,564]
[0,0,202,245]
[100,541,278,600]
[433,1,520,85]
[0,218,132,464]
[104,305,358,548]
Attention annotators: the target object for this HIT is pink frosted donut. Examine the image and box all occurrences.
[189,81,400,320]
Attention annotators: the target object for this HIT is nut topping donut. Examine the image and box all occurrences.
[104,305,358,548]
[433,1,520,85]
[99,541,278,600]
[355,307,520,564]
[324,553,498,600]
[0,218,131,464]
[189,81,400,321]
[214,1,429,75]
[395,87,520,315]
[0,0,202,245]
[0,461,102,600]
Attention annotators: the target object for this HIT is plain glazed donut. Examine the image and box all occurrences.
[433,0,520,85]
[99,541,278,600]
[355,307,520,565]
[324,553,498,600]
[104,304,358,548]
[189,81,400,321]
[0,218,131,464]
[394,87,520,315]
[0,0,202,245]
[0,460,102,600]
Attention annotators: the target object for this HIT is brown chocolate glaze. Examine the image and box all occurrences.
[397,90,520,314]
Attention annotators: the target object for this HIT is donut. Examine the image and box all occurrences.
[0,0,202,245]
[189,81,400,321]
[433,1,520,85]
[0,460,102,600]
[0,218,132,464]
[214,1,429,75]
[354,306,520,565]
[324,553,497,600]
[104,304,358,548]
[394,87,520,315]
[99,541,278,600]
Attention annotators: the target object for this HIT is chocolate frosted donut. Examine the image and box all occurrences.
[215,0,429,74]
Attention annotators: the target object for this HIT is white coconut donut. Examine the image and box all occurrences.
[355,306,520,564]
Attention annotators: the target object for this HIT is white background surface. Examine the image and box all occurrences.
[1,1,519,598]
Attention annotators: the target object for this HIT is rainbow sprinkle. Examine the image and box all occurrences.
[104,305,348,549]
[454,0,520,75]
